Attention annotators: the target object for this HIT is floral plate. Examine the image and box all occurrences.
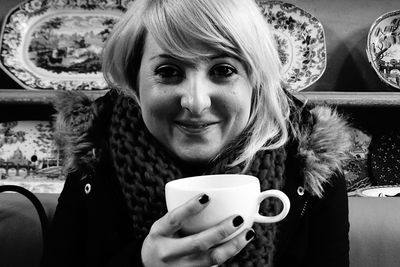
[0,120,62,179]
[366,10,400,89]
[257,1,326,92]
[356,186,400,197]
[343,127,373,192]
[0,0,132,90]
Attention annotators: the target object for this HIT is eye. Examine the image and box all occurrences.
[210,64,238,80]
[154,65,183,84]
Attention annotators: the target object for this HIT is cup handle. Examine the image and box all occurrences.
[254,189,290,223]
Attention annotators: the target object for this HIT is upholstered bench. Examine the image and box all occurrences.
[1,190,400,267]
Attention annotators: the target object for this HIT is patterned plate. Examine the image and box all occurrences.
[343,127,373,192]
[369,131,400,185]
[366,10,400,90]
[0,0,131,90]
[0,120,62,180]
[257,1,327,92]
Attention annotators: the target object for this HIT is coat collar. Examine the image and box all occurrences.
[295,106,351,197]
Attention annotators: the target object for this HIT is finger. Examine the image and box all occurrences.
[162,214,245,258]
[203,228,255,266]
[152,193,210,236]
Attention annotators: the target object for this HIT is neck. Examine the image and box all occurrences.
[173,157,211,178]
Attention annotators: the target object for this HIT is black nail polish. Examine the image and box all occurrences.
[198,194,209,204]
[232,216,244,227]
[245,230,255,241]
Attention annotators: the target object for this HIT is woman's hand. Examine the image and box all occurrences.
[141,194,255,267]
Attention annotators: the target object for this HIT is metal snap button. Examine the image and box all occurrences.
[297,186,305,196]
[84,183,91,194]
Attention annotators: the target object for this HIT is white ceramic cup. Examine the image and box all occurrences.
[165,174,290,241]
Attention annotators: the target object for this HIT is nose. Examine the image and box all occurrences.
[180,76,211,115]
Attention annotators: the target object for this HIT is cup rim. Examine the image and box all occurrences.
[165,174,259,191]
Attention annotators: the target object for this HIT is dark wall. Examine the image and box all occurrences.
[284,0,400,92]
[0,0,399,92]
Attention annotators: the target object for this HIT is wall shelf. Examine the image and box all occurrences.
[295,91,400,107]
[0,89,107,105]
[2,90,400,107]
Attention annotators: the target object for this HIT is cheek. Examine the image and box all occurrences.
[225,84,252,122]
[141,90,177,115]
[241,83,253,117]
[236,103,252,130]
[139,74,165,115]
[139,88,179,136]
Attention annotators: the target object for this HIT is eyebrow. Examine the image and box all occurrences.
[149,53,233,62]
[149,54,196,69]
[149,54,178,61]
[210,53,232,60]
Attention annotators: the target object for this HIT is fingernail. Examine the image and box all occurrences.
[198,194,209,204]
[245,230,255,241]
[232,216,244,227]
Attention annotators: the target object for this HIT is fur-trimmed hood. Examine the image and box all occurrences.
[296,106,351,197]
[53,91,352,198]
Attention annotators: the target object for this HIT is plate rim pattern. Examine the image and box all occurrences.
[366,9,400,90]
[0,0,131,90]
[257,0,327,92]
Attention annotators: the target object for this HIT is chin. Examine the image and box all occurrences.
[175,148,218,164]
[177,154,213,164]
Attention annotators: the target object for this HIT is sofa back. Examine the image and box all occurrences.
[1,192,400,267]
[349,197,400,267]
[0,193,57,267]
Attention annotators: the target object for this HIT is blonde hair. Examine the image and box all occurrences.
[102,0,292,170]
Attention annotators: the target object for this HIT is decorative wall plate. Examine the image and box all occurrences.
[257,1,327,92]
[369,131,400,185]
[0,120,62,180]
[356,186,400,197]
[366,10,400,90]
[0,0,131,90]
[343,127,372,192]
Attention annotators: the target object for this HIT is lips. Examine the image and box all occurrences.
[175,120,218,134]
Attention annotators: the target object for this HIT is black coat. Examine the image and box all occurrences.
[274,167,349,266]
[43,152,349,267]
[42,92,350,267]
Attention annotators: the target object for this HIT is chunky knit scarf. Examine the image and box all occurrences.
[108,94,287,266]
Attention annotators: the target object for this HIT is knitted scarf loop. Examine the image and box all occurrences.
[108,94,287,266]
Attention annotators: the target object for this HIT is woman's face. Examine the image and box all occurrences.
[138,35,253,163]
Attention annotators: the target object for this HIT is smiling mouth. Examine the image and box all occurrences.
[175,121,218,133]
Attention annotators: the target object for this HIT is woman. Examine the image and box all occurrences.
[43,0,350,266]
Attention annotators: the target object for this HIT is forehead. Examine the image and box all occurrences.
[142,33,225,62]
[142,34,164,58]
